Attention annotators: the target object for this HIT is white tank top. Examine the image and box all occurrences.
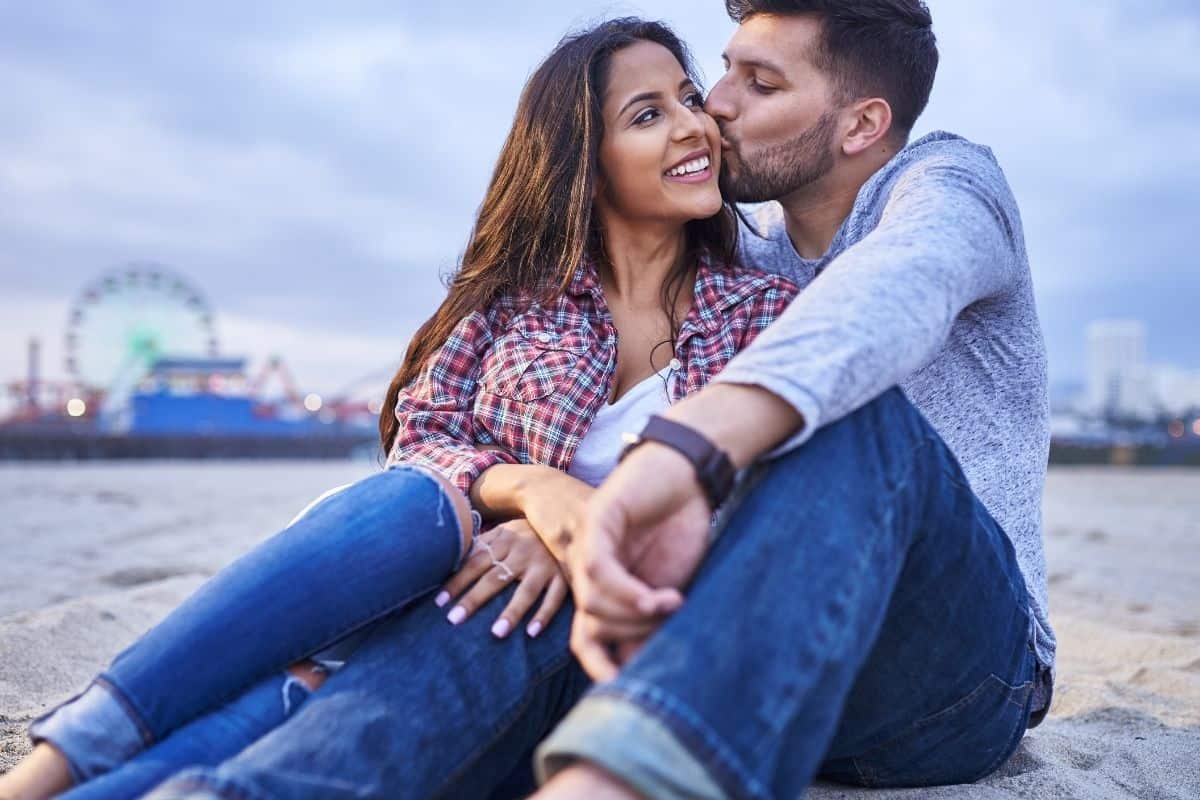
[567,367,673,487]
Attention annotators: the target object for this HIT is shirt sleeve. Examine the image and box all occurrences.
[386,308,520,496]
[715,147,1024,458]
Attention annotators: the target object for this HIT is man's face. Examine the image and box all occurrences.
[706,14,842,203]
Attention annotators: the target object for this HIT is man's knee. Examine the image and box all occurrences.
[829,388,923,439]
[781,387,932,471]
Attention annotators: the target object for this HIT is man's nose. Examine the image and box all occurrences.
[705,75,736,122]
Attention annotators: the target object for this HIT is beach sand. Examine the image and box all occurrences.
[2,463,1198,798]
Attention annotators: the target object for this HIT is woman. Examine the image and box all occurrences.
[0,17,797,800]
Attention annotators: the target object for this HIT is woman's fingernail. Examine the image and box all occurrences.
[491,618,511,638]
[448,606,467,625]
[434,591,450,608]
[526,620,543,638]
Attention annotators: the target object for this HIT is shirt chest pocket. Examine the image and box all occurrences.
[478,314,591,402]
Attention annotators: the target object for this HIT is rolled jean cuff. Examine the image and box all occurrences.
[28,679,149,783]
[535,692,726,800]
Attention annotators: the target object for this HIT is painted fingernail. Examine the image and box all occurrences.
[448,606,467,625]
[526,620,543,638]
[434,591,450,608]
[491,618,511,638]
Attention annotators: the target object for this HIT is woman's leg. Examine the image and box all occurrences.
[146,585,589,800]
[54,669,319,800]
[15,465,473,792]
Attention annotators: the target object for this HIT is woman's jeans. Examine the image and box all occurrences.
[141,389,1047,800]
[29,465,468,798]
[54,673,316,800]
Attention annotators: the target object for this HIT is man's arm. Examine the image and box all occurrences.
[566,148,1026,679]
[714,147,1023,460]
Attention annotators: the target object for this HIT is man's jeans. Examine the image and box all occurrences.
[145,389,1044,799]
[537,388,1042,798]
[29,465,470,797]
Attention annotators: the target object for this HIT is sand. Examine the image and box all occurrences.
[2,463,1198,798]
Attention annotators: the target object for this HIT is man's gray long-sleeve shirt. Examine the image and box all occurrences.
[720,131,1055,670]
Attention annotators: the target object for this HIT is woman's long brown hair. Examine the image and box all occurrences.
[379,18,737,456]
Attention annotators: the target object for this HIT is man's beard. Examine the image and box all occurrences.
[719,110,839,203]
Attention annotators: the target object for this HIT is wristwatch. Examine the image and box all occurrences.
[619,415,736,509]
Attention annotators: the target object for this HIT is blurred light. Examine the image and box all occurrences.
[1168,420,1185,438]
[367,398,383,415]
[1193,420,1200,437]
[66,398,86,417]
[304,393,323,412]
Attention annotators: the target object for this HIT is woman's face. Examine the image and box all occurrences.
[596,40,723,227]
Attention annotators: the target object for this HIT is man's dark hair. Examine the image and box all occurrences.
[726,0,938,137]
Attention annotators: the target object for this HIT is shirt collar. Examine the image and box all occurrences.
[566,248,768,336]
[687,250,772,336]
[566,255,603,300]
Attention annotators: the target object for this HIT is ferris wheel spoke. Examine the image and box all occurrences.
[65,263,219,395]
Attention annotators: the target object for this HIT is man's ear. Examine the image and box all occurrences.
[841,97,893,156]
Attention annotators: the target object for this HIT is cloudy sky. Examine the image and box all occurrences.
[2,0,1197,401]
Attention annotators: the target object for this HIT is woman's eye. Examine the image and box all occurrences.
[633,108,660,125]
[683,92,704,108]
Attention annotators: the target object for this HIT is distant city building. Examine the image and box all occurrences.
[1151,364,1200,416]
[1086,320,1154,418]
[1084,320,1200,419]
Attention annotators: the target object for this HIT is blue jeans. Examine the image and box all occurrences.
[58,674,315,800]
[140,389,1046,799]
[30,465,469,797]
[537,388,1042,798]
[148,586,589,799]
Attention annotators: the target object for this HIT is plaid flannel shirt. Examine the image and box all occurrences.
[386,253,799,496]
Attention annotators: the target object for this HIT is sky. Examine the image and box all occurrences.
[1,0,1198,401]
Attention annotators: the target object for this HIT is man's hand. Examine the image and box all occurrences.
[564,383,803,681]
[567,441,714,681]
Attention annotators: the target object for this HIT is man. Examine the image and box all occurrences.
[532,1,1053,797]
[137,2,1051,798]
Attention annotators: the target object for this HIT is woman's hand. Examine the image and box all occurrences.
[470,465,595,569]
[434,517,569,639]
[515,468,595,570]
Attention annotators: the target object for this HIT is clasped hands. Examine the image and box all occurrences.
[436,442,713,682]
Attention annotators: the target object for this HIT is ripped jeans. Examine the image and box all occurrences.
[29,465,469,799]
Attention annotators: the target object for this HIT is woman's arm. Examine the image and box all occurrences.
[389,309,522,497]
[470,463,592,569]
[428,458,589,640]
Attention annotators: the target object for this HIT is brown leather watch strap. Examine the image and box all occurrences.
[619,415,736,509]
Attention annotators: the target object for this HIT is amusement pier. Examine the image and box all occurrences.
[3,265,1199,465]
[2,264,380,460]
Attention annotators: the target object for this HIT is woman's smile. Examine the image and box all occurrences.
[664,149,714,184]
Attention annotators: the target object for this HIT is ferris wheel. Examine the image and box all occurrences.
[64,264,219,393]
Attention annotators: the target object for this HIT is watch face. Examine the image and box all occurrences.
[618,432,642,463]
